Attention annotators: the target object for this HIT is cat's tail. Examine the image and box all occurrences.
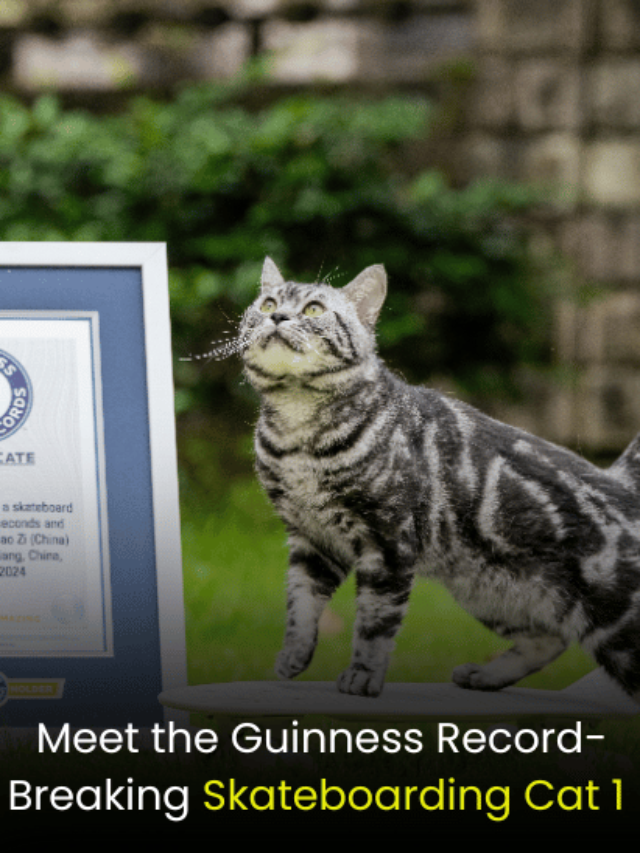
[609,432,640,488]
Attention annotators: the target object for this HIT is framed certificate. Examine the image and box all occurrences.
[0,243,186,726]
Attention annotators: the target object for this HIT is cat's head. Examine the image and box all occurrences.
[240,257,387,391]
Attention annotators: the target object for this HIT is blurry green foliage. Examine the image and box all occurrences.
[0,76,555,481]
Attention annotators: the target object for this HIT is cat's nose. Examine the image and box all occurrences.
[271,312,291,325]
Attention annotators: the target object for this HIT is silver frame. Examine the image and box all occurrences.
[0,243,187,721]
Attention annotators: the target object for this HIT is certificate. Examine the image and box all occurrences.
[0,313,111,656]
[0,244,186,727]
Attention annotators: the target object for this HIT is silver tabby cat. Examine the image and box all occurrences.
[239,256,640,700]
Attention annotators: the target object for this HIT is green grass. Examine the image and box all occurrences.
[181,478,594,692]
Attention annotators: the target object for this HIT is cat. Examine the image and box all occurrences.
[237,256,640,700]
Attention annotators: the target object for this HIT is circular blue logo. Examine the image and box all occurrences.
[0,349,32,441]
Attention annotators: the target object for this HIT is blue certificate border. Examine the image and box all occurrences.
[0,267,163,726]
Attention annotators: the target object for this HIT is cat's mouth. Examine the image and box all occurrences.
[259,328,305,354]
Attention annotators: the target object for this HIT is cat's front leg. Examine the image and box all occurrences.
[275,533,347,681]
[338,557,414,697]
[452,634,568,691]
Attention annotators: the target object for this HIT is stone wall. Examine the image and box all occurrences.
[1,1,472,94]
[467,0,640,456]
[3,0,640,456]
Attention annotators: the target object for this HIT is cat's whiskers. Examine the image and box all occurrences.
[180,330,250,363]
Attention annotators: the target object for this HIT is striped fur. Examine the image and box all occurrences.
[239,257,640,698]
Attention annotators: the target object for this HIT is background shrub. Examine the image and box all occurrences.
[0,77,552,492]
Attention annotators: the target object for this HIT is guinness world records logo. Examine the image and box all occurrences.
[0,349,32,440]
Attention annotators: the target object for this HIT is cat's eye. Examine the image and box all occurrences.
[260,298,277,313]
[303,301,325,317]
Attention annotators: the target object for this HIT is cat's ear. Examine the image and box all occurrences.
[342,265,387,327]
[261,257,285,292]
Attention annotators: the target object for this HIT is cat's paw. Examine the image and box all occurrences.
[337,664,384,697]
[275,646,314,680]
[452,663,505,691]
